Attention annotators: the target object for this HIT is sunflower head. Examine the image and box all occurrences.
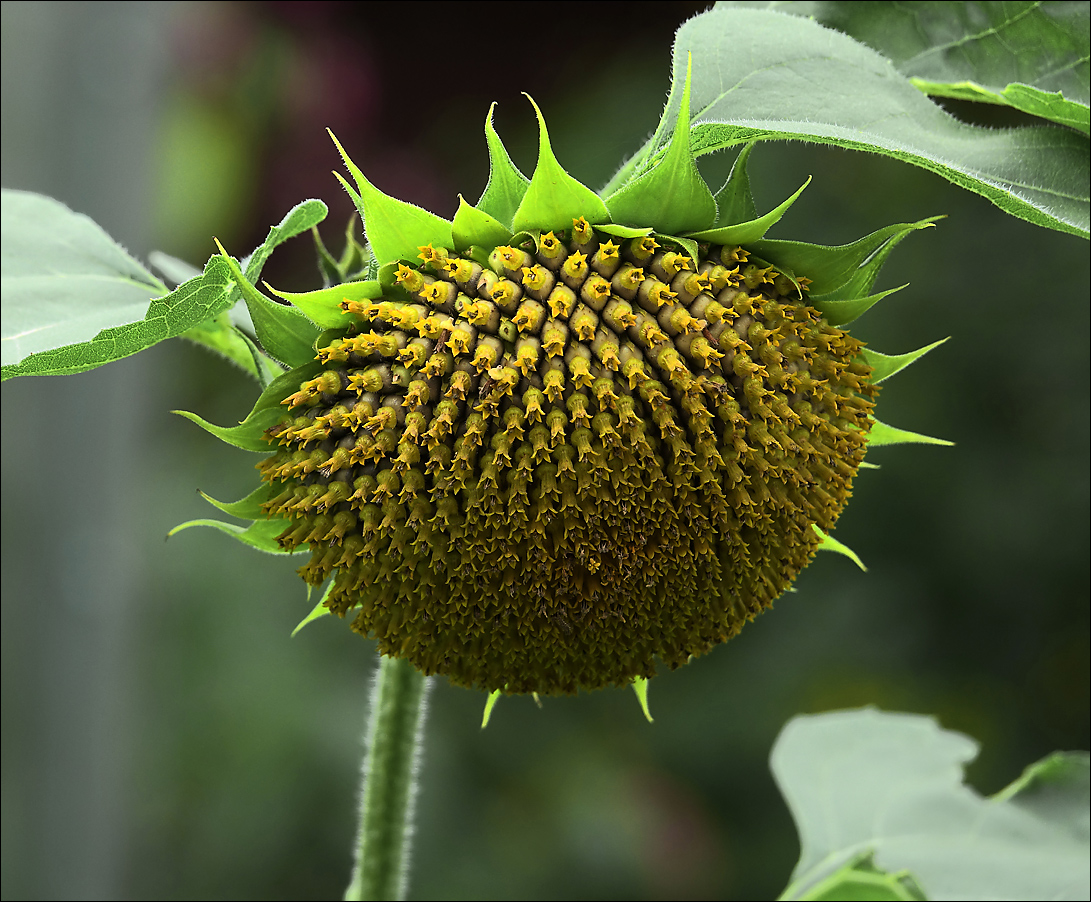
[178,68,947,702]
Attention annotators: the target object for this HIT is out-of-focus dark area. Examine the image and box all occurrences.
[2,2,1087,899]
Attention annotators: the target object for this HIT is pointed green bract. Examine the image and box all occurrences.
[753,218,939,298]
[712,142,760,227]
[658,234,700,264]
[631,678,653,723]
[605,56,717,234]
[174,406,286,453]
[292,582,334,637]
[265,279,382,330]
[199,483,277,520]
[811,285,906,328]
[329,130,453,266]
[175,358,318,451]
[478,104,530,228]
[512,96,609,233]
[452,195,513,252]
[812,525,866,572]
[869,419,953,448]
[215,242,320,368]
[862,339,949,384]
[244,199,328,284]
[167,517,295,555]
[688,177,810,244]
[481,689,501,729]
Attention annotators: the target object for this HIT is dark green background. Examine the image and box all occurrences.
[2,2,1087,899]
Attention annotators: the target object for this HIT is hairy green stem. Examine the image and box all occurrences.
[344,655,430,901]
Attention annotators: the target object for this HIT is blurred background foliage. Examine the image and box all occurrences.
[1,2,1087,899]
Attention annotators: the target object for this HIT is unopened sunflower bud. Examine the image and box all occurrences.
[253,192,891,696]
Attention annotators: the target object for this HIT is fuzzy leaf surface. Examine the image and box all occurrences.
[747,1,1089,133]
[774,708,1091,901]
[612,7,1089,238]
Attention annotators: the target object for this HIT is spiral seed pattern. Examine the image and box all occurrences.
[258,221,877,694]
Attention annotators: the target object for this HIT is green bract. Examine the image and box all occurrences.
[176,66,949,698]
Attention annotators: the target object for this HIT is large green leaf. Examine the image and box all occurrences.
[2,246,234,381]
[751,1,1090,134]
[773,708,1090,901]
[2,189,165,371]
[608,7,1089,239]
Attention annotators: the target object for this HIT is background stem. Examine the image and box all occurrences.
[344,655,430,902]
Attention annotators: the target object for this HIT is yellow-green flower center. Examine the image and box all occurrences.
[257,224,877,694]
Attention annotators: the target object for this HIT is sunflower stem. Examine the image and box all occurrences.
[344,655,430,901]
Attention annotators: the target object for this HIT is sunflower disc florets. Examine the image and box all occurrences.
[257,223,876,694]
[183,80,946,701]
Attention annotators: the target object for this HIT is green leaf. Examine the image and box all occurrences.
[713,142,760,226]
[481,689,502,729]
[751,218,940,299]
[993,751,1091,843]
[3,253,234,381]
[793,851,925,901]
[631,678,654,723]
[265,279,383,330]
[869,418,953,449]
[1,191,169,369]
[612,7,1089,239]
[812,524,866,572]
[148,250,201,286]
[912,79,1090,135]
[292,581,334,637]
[605,55,717,234]
[198,482,276,520]
[329,130,453,266]
[862,338,949,384]
[216,242,319,368]
[477,104,531,229]
[773,708,1090,901]
[243,198,328,284]
[512,95,610,234]
[1,190,255,380]
[687,177,810,244]
[167,517,296,555]
[452,195,513,252]
[756,1,1089,133]
[811,284,907,328]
